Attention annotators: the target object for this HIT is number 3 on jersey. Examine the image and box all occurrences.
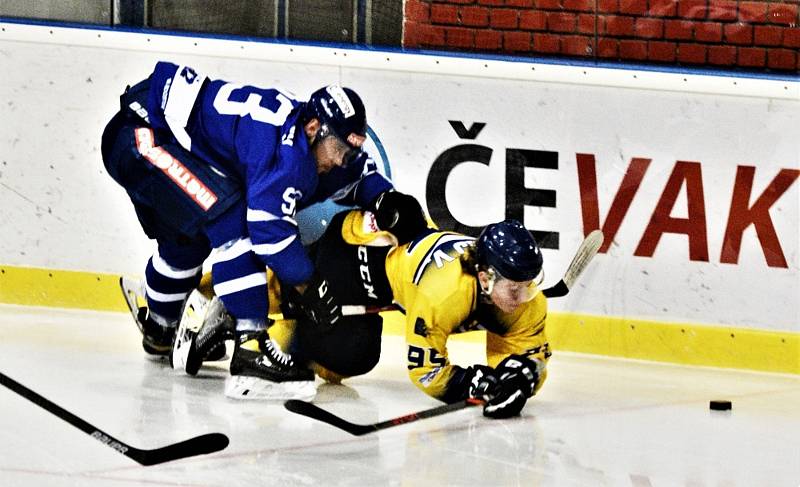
[213,83,294,125]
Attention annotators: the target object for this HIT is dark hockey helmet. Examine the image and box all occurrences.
[304,85,367,150]
[476,219,543,282]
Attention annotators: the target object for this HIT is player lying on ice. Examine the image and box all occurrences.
[186,208,550,419]
[103,61,424,398]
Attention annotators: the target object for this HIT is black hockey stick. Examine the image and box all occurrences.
[542,229,604,298]
[339,303,403,316]
[284,398,483,436]
[0,371,229,466]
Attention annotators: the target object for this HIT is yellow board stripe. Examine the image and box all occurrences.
[2,265,798,374]
[0,265,128,312]
[545,313,799,375]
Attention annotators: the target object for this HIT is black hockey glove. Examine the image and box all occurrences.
[372,191,428,245]
[297,274,342,328]
[466,364,500,402]
[482,355,542,419]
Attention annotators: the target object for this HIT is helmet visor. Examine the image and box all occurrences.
[492,268,544,304]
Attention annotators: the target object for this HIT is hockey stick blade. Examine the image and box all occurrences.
[126,432,229,466]
[0,371,229,466]
[543,230,604,298]
[284,398,483,436]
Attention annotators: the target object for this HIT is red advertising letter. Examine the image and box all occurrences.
[720,166,799,268]
[577,154,651,253]
[635,161,709,261]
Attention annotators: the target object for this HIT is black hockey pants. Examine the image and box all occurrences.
[291,211,394,378]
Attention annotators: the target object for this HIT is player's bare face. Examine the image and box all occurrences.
[313,135,349,174]
[490,278,537,313]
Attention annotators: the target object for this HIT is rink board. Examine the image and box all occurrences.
[0,21,797,374]
[2,264,797,374]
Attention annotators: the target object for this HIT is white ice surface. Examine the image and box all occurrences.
[0,305,798,487]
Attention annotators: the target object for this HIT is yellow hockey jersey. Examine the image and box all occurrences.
[384,229,551,402]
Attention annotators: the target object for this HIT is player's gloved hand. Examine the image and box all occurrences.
[482,355,542,419]
[297,274,342,328]
[373,191,428,245]
[466,364,500,401]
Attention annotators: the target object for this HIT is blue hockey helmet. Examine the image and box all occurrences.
[304,85,367,150]
[476,219,543,282]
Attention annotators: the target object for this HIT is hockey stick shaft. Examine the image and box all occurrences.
[542,229,604,298]
[146,229,604,332]
[372,398,483,430]
[340,304,401,316]
[0,371,228,466]
[273,276,587,322]
[284,398,483,436]
[278,275,592,321]
[142,229,605,338]
[267,303,401,321]
[341,233,604,310]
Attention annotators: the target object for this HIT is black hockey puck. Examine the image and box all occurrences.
[709,400,732,411]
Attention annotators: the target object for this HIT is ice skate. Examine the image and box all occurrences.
[119,277,175,356]
[172,291,234,375]
[139,309,177,356]
[225,330,316,401]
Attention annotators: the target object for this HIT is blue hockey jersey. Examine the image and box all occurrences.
[145,62,392,286]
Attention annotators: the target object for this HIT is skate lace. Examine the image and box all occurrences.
[264,339,294,367]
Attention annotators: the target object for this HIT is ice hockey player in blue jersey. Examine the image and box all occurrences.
[101,61,426,394]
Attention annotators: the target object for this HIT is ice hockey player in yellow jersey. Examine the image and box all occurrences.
[185,203,549,417]
[381,216,549,419]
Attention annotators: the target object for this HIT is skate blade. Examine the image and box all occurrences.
[119,276,146,333]
[171,290,210,373]
[170,329,196,372]
[144,354,171,363]
[224,376,316,401]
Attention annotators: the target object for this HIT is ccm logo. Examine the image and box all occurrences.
[134,128,218,211]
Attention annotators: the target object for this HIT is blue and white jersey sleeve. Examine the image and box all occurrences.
[244,119,319,287]
[311,152,393,209]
